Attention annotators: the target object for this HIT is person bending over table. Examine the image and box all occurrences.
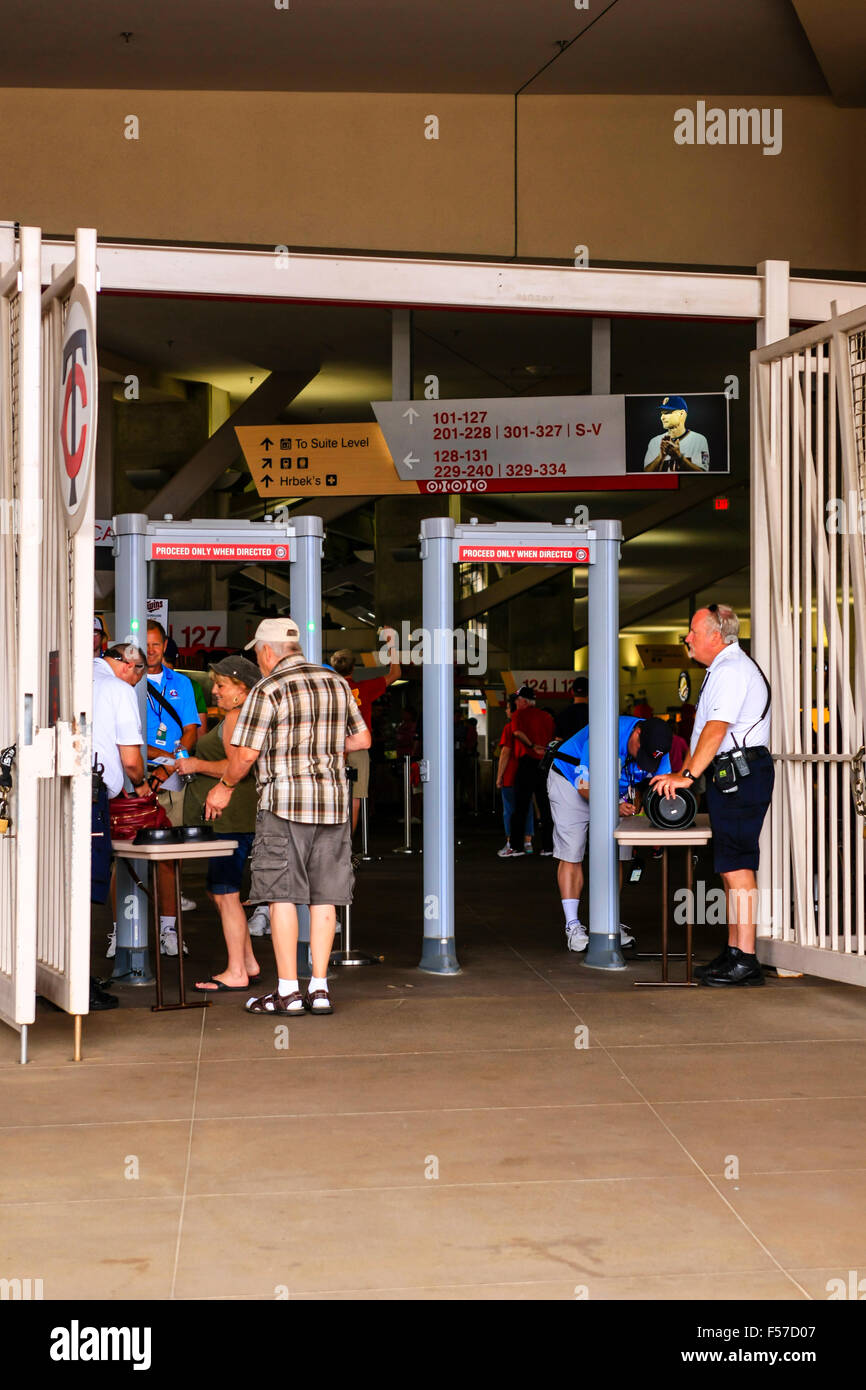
[549,715,673,952]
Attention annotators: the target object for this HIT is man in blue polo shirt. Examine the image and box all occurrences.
[548,715,673,952]
[145,619,202,954]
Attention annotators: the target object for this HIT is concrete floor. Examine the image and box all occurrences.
[2,815,865,1301]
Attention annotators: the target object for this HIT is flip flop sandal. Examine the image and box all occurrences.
[245,989,305,1016]
[195,976,252,993]
[303,989,333,1016]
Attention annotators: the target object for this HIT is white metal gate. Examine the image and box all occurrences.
[752,300,866,984]
[0,224,97,1058]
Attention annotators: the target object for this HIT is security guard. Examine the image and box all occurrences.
[651,604,773,986]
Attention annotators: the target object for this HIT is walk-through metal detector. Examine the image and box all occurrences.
[111,513,324,983]
[419,517,623,975]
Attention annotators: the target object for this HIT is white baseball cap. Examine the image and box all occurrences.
[244,617,300,650]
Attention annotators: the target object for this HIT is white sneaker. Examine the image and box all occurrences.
[620,924,635,947]
[106,930,116,959]
[181,896,197,913]
[524,841,534,855]
[567,924,589,952]
[160,928,188,957]
[247,906,271,938]
[497,845,524,858]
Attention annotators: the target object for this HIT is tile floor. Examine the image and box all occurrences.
[2,822,865,1301]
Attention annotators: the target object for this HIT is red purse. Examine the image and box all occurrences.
[108,791,172,842]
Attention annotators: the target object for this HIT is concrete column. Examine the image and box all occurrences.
[591,318,611,395]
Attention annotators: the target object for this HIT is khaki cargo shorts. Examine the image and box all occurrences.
[248,809,354,906]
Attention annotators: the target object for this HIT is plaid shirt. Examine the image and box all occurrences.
[231,655,366,824]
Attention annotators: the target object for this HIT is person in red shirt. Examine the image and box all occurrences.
[499,685,555,857]
[330,641,401,834]
[496,694,535,854]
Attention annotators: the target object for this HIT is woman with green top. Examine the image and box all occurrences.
[170,655,262,992]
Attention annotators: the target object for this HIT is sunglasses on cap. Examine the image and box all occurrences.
[681,604,720,643]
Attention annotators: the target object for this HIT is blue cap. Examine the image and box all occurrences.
[659,395,688,413]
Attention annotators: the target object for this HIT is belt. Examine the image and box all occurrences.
[712,745,769,767]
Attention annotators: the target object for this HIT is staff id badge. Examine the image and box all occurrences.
[154,721,168,746]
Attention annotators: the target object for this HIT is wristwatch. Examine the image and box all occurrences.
[130,776,147,789]
[682,769,695,781]
[219,777,236,790]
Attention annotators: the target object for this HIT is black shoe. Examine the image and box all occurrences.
[693,945,734,980]
[700,947,764,988]
[89,976,119,1011]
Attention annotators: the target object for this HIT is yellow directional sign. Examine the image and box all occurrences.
[235,424,420,498]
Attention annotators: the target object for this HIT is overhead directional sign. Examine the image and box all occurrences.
[235,424,418,498]
[372,393,728,491]
[373,397,623,492]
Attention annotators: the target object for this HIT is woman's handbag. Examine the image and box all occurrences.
[108,790,172,842]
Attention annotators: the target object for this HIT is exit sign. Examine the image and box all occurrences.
[714,497,729,511]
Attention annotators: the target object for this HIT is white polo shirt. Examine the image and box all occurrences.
[92,658,144,798]
[690,641,771,754]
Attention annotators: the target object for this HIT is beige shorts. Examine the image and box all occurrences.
[157,788,186,827]
[249,809,354,907]
[346,748,370,799]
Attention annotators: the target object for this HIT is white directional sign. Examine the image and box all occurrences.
[372,396,624,493]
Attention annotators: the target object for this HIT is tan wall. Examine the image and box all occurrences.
[1,89,863,270]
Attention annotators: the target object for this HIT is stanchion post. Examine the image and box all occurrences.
[360,796,372,860]
[584,519,626,971]
[393,754,414,854]
[418,517,460,974]
[112,512,154,986]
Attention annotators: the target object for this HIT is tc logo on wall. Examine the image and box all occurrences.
[57,284,97,533]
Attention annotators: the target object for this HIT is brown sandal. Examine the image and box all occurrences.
[245,989,305,1016]
[303,989,333,1016]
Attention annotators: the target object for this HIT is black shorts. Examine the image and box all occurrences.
[705,750,774,874]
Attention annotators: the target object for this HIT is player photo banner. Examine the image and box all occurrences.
[624,393,730,475]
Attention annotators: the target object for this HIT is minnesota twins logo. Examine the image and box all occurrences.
[60,327,89,506]
[57,285,96,532]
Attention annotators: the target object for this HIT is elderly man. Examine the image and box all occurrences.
[652,604,773,987]
[204,618,370,1017]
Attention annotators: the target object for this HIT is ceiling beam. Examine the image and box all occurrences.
[455,479,743,623]
[791,1,866,105]
[574,562,749,647]
[323,560,375,595]
[145,368,318,520]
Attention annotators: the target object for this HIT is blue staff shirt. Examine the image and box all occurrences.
[145,666,200,751]
[552,715,671,797]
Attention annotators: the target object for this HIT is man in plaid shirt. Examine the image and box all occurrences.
[205,618,370,1017]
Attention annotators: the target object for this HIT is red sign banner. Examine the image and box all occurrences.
[457,545,590,563]
[150,542,291,562]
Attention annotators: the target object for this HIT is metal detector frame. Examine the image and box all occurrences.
[418,516,624,975]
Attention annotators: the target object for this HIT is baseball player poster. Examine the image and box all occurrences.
[624,393,730,474]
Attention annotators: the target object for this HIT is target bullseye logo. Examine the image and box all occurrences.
[274,545,287,559]
[57,285,97,534]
